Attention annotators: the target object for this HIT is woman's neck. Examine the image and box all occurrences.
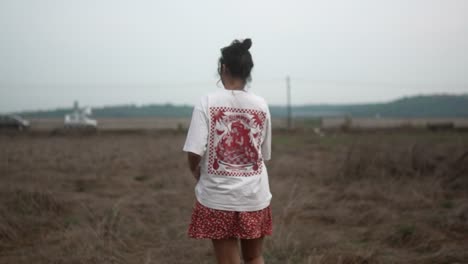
[222,77,245,91]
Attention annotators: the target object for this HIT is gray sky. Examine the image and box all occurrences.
[1,0,467,113]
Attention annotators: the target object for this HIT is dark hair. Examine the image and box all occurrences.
[218,38,254,83]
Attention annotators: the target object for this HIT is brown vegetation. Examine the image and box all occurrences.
[0,130,467,263]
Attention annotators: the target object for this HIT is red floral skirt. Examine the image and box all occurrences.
[188,201,273,239]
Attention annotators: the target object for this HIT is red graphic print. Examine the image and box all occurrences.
[208,107,266,176]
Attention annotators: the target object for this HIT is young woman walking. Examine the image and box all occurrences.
[183,38,272,264]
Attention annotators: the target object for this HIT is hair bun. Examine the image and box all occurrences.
[241,38,252,51]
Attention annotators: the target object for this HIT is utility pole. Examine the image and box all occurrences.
[286,76,292,130]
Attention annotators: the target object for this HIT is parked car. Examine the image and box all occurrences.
[0,115,30,131]
[64,113,97,129]
[64,101,98,129]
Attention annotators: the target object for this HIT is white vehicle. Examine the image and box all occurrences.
[64,101,98,129]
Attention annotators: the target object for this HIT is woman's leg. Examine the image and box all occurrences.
[240,237,264,264]
[211,238,241,264]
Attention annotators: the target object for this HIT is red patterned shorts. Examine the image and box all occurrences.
[188,201,273,239]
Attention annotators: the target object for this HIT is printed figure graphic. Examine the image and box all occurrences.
[209,107,266,177]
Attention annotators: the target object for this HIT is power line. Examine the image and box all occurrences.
[286,76,292,130]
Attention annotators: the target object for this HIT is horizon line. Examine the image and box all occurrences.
[3,92,467,115]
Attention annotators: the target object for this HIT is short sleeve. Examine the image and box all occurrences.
[261,106,272,161]
[183,97,209,156]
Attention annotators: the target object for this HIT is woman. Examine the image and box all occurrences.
[183,38,272,264]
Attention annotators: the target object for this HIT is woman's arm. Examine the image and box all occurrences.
[182,96,208,181]
[187,152,201,181]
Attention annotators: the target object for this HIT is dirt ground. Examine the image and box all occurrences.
[0,130,467,264]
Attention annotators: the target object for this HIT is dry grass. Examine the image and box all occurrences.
[28,117,291,131]
[0,130,467,263]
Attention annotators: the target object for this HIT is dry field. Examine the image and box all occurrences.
[321,117,468,130]
[0,130,467,264]
[27,118,291,131]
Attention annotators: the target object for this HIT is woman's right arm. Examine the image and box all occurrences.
[182,96,209,180]
[187,152,201,181]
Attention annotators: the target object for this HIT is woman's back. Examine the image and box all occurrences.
[184,88,272,211]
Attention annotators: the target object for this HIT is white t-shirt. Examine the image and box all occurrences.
[183,89,272,211]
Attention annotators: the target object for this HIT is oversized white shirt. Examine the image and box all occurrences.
[183,89,272,211]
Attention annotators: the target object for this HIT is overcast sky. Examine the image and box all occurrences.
[1,0,467,113]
